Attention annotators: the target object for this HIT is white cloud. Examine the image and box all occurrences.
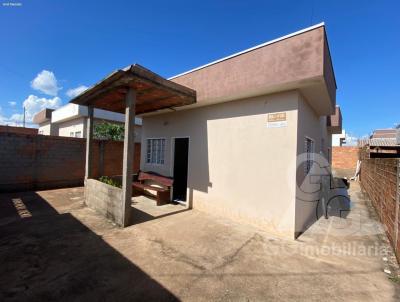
[8,101,16,107]
[345,135,359,146]
[22,94,62,122]
[0,95,63,126]
[66,85,88,98]
[9,113,23,123]
[0,112,20,126]
[31,70,61,96]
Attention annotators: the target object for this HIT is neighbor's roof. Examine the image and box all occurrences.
[370,129,397,139]
[358,138,398,148]
[32,108,54,124]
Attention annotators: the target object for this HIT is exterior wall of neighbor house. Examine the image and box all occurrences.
[38,121,51,135]
[56,117,142,141]
[295,93,331,236]
[38,120,58,136]
[141,90,300,237]
[58,117,87,138]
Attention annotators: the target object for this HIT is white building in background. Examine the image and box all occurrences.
[332,129,346,146]
[33,104,142,142]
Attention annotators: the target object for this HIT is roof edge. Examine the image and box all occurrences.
[168,22,325,80]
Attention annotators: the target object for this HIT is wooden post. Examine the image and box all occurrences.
[121,88,136,227]
[85,106,94,182]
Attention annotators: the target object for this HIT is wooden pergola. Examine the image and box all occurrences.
[70,64,196,226]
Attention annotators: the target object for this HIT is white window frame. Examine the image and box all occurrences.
[304,136,315,175]
[146,138,166,165]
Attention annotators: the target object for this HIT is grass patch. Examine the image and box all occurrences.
[388,275,400,283]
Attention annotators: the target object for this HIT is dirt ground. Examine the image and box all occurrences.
[0,179,399,301]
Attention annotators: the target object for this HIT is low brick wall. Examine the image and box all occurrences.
[360,157,400,260]
[332,147,359,170]
[0,132,140,192]
[85,179,124,226]
[0,125,38,135]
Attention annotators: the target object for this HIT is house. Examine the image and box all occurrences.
[33,104,142,142]
[370,128,397,139]
[358,127,400,158]
[139,23,342,238]
[32,108,57,135]
[332,129,346,146]
[69,23,342,238]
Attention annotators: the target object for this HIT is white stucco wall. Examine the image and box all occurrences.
[38,120,58,136]
[58,117,86,138]
[38,121,52,135]
[141,91,300,237]
[332,129,346,146]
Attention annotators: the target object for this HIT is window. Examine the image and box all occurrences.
[70,132,74,137]
[75,131,82,138]
[304,137,314,174]
[146,138,165,164]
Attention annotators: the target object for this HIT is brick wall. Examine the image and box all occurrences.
[0,125,38,135]
[0,132,140,191]
[332,146,359,170]
[360,157,400,261]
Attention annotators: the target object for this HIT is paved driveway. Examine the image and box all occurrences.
[0,182,399,301]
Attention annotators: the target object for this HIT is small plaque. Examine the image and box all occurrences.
[267,112,287,128]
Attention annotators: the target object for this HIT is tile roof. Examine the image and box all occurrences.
[358,138,399,147]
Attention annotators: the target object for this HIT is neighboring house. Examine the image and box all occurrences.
[358,127,400,158]
[370,128,397,139]
[139,23,342,238]
[33,104,142,142]
[33,108,58,135]
[332,129,346,146]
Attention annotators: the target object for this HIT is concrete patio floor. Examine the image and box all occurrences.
[0,181,399,301]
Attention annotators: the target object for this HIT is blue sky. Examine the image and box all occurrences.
[0,0,399,137]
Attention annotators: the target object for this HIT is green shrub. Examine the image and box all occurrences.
[94,122,124,141]
[98,176,121,188]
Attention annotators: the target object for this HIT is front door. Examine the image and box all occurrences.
[172,138,189,201]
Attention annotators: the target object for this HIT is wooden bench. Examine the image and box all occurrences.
[132,171,174,206]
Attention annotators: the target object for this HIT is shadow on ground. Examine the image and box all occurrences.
[0,191,177,301]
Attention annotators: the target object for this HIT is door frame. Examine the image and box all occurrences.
[170,136,190,205]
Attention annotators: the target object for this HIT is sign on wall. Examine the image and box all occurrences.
[267,112,287,128]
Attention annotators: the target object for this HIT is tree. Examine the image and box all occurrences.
[94,122,124,141]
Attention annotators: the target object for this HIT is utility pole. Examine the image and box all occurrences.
[23,106,26,128]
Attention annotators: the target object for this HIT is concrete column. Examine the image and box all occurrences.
[85,106,94,182]
[121,88,136,227]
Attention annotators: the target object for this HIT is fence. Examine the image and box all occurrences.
[0,132,140,192]
[360,154,400,261]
